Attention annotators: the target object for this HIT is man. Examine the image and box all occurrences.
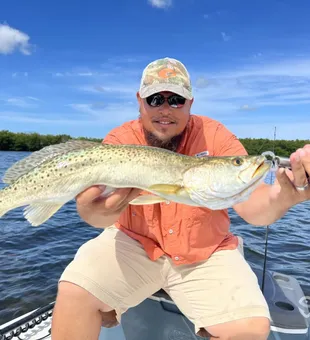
[51,57,310,340]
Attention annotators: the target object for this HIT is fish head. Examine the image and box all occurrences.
[236,155,271,186]
[183,155,271,209]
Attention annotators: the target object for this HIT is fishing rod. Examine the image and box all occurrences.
[261,127,309,293]
[262,126,310,292]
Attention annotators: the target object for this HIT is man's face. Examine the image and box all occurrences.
[137,91,193,147]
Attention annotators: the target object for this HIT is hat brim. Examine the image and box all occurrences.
[139,83,193,100]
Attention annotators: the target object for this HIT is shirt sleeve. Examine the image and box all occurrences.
[102,130,123,145]
[213,123,248,156]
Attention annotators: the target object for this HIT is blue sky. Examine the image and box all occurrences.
[1,0,310,140]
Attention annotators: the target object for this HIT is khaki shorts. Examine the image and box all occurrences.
[59,226,270,334]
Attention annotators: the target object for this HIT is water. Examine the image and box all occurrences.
[0,151,310,325]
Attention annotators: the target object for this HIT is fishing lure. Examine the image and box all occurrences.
[262,151,309,179]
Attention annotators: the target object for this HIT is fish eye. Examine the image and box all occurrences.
[232,157,243,166]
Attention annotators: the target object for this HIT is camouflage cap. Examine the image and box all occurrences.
[139,57,193,100]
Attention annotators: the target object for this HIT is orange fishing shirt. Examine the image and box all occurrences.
[103,114,248,265]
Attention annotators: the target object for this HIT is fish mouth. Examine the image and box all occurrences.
[252,159,271,179]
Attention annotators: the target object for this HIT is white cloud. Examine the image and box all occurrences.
[49,56,310,138]
[253,53,263,59]
[190,57,310,112]
[52,71,97,77]
[68,102,138,125]
[239,104,257,111]
[148,0,172,9]
[11,72,29,78]
[79,84,136,97]
[0,111,97,125]
[221,32,231,42]
[216,58,310,78]
[227,122,310,141]
[2,53,310,140]
[1,100,138,131]
[77,72,94,76]
[4,97,39,109]
[0,24,33,55]
[106,56,148,64]
[68,103,102,117]
[26,96,40,102]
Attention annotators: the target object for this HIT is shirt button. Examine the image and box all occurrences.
[168,229,173,234]
[174,256,179,261]
[166,201,170,205]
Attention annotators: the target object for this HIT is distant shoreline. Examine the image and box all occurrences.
[0,130,309,156]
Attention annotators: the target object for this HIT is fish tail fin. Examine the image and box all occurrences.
[0,189,12,218]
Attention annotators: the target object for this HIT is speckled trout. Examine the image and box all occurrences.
[0,140,271,226]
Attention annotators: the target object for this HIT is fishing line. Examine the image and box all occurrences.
[261,126,277,293]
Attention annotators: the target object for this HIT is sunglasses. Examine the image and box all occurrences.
[146,93,186,108]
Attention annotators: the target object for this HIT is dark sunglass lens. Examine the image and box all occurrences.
[146,94,165,107]
[168,95,186,108]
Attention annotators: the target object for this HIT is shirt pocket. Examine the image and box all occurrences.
[184,207,214,248]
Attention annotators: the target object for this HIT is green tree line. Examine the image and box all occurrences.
[0,130,309,156]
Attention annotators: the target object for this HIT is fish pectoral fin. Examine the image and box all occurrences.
[148,184,183,194]
[23,202,64,226]
[129,195,168,205]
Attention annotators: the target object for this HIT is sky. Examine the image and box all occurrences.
[1,0,310,140]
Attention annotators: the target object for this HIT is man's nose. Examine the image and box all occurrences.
[158,101,171,113]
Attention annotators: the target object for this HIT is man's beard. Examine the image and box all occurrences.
[143,127,185,152]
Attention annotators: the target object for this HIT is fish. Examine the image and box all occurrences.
[0,139,271,226]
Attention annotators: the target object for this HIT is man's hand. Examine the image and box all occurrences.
[75,186,142,228]
[270,144,310,206]
[233,144,310,226]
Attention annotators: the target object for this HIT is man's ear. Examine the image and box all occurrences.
[136,91,142,102]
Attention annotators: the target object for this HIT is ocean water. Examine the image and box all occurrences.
[0,150,309,325]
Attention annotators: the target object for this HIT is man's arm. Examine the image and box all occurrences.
[233,172,292,226]
[233,149,310,226]
[213,124,310,226]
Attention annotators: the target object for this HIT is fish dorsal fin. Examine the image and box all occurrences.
[2,139,101,184]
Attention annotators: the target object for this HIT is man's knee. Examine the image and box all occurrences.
[56,281,113,313]
[53,282,119,329]
[201,317,270,340]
